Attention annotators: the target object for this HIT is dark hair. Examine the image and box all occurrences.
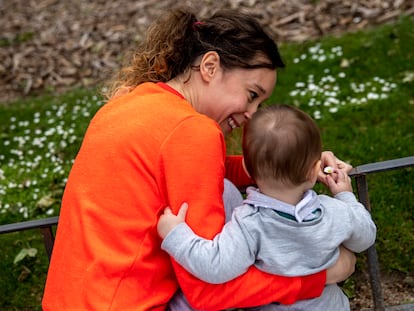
[105,8,284,98]
[243,104,322,186]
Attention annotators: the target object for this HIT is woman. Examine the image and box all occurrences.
[43,8,355,311]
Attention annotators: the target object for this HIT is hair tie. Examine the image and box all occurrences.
[192,21,204,31]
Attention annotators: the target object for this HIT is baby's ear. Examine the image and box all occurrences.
[242,158,251,178]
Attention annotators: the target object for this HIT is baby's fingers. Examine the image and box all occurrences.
[325,174,337,190]
[177,202,189,221]
[162,206,173,215]
[337,170,351,182]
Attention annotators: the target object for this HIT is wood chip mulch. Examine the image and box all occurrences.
[1,0,413,104]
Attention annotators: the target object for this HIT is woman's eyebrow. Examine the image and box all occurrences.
[255,84,266,95]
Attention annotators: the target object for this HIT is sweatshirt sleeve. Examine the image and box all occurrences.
[334,192,377,253]
[159,116,326,310]
[161,209,256,284]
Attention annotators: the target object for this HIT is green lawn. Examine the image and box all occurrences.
[1,16,413,310]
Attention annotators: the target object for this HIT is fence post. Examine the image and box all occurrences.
[40,226,55,261]
[355,175,385,311]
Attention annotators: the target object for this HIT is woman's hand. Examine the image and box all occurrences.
[318,151,352,186]
[326,246,356,284]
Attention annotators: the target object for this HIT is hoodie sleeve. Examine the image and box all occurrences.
[334,192,377,253]
[161,207,257,284]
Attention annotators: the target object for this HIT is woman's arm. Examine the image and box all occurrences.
[326,246,356,284]
[225,155,255,188]
[160,118,328,309]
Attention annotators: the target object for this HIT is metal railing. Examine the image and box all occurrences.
[1,156,414,310]
[348,156,414,311]
[0,216,58,261]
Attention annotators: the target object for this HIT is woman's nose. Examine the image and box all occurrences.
[244,111,253,120]
[244,105,258,119]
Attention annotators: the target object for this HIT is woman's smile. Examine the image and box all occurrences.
[227,116,239,130]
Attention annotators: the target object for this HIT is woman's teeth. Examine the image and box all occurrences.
[228,117,237,129]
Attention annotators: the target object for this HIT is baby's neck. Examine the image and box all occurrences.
[258,181,312,206]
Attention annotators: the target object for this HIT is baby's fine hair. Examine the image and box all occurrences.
[105,8,284,98]
[243,104,322,186]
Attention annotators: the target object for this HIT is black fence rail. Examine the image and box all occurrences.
[348,156,414,311]
[0,215,58,261]
[1,156,414,311]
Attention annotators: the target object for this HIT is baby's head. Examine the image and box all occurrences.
[243,104,322,187]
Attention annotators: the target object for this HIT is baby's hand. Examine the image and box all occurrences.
[318,151,352,185]
[326,169,353,195]
[157,203,188,239]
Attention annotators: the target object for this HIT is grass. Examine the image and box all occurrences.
[0,16,413,310]
[0,89,104,224]
[275,16,414,275]
[0,89,103,309]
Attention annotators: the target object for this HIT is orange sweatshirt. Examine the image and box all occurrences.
[42,82,325,311]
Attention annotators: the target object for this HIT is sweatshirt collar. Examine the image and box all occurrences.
[244,187,321,223]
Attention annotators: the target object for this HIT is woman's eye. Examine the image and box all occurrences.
[249,91,258,101]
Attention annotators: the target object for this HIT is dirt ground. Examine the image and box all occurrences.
[1,0,414,309]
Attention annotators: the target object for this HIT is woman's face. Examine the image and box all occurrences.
[201,64,277,136]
